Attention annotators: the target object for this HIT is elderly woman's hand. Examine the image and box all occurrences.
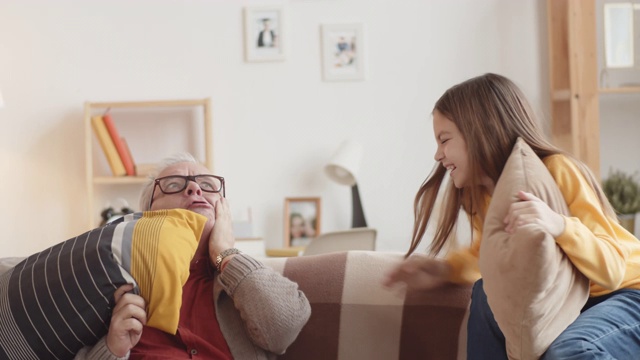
[208,197,237,267]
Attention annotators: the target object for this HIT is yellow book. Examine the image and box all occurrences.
[91,115,126,176]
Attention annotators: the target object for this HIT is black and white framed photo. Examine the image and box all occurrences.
[243,6,286,62]
[321,23,365,81]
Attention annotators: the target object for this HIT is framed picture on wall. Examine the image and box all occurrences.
[284,197,322,247]
[243,6,286,62]
[321,23,365,81]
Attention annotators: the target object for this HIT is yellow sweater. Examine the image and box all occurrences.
[445,154,640,297]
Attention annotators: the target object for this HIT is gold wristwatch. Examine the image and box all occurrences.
[215,248,241,272]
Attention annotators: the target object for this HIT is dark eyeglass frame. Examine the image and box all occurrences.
[148,174,225,210]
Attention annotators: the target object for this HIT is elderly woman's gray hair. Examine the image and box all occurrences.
[138,152,199,211]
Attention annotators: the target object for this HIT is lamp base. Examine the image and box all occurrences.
[351,184,368,228]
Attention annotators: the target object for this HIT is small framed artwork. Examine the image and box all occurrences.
[603,3,634,68]
[321,23,365,81]
[284,197,322,247]
[243,6,286,62]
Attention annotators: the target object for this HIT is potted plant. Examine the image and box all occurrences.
[602,169,640,233]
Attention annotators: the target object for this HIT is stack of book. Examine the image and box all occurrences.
[91,111,136,176]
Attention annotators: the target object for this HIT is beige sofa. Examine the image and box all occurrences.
[0,251,471,360]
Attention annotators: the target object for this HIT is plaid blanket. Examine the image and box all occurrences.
[262,251,471,360]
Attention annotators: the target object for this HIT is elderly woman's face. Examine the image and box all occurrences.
[150,162,222,223]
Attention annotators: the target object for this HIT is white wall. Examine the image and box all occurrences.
[0,0,549,256]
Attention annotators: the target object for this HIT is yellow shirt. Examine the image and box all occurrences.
[445,154,640,296]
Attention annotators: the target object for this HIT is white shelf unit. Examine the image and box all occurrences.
[84,98,212,228]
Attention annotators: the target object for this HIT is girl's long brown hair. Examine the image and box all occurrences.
[406,73,615,257]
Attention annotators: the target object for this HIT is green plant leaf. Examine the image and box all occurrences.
[602,169,640,214]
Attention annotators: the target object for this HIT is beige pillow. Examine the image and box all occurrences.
[479,138,589,360]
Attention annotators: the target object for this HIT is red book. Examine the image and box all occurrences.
[102,112,135,176]
[120,137,137,176]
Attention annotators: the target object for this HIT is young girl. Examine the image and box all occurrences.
[384,73,640,359]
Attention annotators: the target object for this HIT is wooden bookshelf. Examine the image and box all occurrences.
[547,0,600,177]
[547,1,640,179]
[84,98,212,228]
[599,87,640,94]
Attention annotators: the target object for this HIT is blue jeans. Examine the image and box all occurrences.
[467,279,640,360]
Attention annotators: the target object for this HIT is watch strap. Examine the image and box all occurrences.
[215,248,241,272]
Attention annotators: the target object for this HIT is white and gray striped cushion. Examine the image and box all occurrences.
[0,209,204,360]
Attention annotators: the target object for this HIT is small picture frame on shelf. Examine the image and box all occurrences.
[321,23,365,81]
[243,6,286,62]
[284,197,321,248]
[603,3,634,68]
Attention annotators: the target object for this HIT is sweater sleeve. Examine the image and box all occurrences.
[545,155,630,291]
[445,215,482,284]
[217,254,311,354]
[73,338,129,360]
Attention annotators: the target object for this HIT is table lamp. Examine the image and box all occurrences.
[325,140,367,228]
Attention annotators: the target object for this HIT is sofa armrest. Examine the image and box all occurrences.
[262,250,471,360]
[0,257,24,275]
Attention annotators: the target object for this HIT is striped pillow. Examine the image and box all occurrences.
[0,209,205,360]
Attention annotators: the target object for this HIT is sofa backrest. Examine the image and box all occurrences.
[302,228,377,256]
[262,250,472,360]
[0,257,23,274]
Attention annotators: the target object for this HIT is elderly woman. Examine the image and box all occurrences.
[78,153,311,360]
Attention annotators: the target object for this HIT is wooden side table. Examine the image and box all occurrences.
[265,246,306,257]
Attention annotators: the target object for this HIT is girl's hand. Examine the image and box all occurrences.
[106,284,147,357]
[208,197,236,266]
[504,191,566,237]
[383,254,451,292]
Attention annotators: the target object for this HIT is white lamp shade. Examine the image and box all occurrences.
[324,140,363,186]
[0,90,4,108]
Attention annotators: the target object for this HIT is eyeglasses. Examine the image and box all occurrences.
[148,174,225,209]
